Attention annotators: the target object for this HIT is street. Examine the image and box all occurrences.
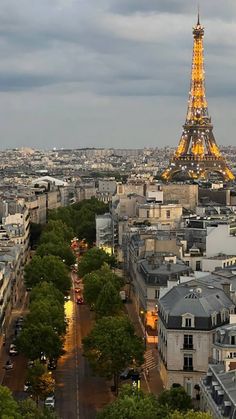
[0,272,163,419]
[55,273,112,419]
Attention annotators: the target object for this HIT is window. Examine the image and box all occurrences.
[185,261,190,266]
[221,309,228,323]
[182,314,195,328]
[196,261,201,271]
[184,334,193,349]
[211,313,218,327]
[185,318,192,328]
[166,210,171,219]
[183,354,193,371]
[231,335,236,345]
[147,210,150,218]
[155,289,160,299]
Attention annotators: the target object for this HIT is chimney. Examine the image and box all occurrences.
[222,282,231,298]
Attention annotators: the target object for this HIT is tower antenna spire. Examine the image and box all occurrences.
[197,4,200,25]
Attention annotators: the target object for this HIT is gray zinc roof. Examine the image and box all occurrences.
[159,280,233,318]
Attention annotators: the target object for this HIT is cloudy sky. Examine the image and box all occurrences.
[0,0,236,150]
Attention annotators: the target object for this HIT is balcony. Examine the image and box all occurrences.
[182,344,194,350]
[183,365,193,371]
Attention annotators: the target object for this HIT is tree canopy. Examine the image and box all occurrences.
[83,264,123,309]
[78,248,116,277]
[26,361,55,401]
[158,386,193,412]
[48,197,109,245]
[83,316,144,393]
[26,298,66,336]
[36,242,75,267]
[24,255,71,294]
[18,398,57,419]
[41,219,74,243]
[30,282,64,305]
[97,385,165,419]
[95,280,122,318]
[97,385,212,419]
[170,411,212,419]
[17,323,63,361]
[0,385,20,419]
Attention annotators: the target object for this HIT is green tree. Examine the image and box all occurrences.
[158,386,193,412]
[83,316,144,394]
[78,248,116,277]
[30,282,64,306]
[36,242,75,267]
[27,298,66,336]
[97,385,168,419]
[0,385,20,419]
[170,411,212,419]
[27,361,55,402]
[17,323,63,361]
[18,398,58,418]
[25,255,71,294]
[95,281,122,318]
[48,206,76,231]
[72,198,109,245]
[83,264,123,307]
[42,219,74,243]
[48,198,109,246]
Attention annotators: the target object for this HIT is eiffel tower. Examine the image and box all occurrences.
[161,14,234,182]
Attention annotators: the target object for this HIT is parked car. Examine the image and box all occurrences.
[44,395,55,409]
[24,380,31,392]
[120,367,134,380]
[40,352,47,364]
[15,316,24,325]
[76,297,84,305]
[27,360,34,368]
[48,359,57,370]
[4,360,13,370]
[9,344,18,356]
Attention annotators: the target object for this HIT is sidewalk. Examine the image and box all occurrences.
[0,291,29,385]
[124,296,163,396]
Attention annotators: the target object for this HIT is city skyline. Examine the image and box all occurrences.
[0,1,236,149]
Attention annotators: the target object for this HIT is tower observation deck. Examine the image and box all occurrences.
[161,14,234,182]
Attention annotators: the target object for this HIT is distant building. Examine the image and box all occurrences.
[162,184,198,210]
[96,213,113,254]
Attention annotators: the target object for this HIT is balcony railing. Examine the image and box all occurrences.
[183,365,193,371]
[183,344,194,350]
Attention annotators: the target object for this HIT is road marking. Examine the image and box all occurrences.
[142,349,158,371]
[73,275,80,419]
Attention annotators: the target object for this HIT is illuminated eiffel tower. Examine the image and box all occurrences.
[161,14,234,182]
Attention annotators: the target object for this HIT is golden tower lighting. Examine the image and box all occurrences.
[161,13,235,182]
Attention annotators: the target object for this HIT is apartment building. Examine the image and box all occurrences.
[158,280,235,396]
[200,316,236,418]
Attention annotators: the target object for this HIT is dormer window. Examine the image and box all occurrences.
[221,309,228,323]
[182,313,195,328]
[185,318,192,327]
[211,312,218,327]
[230,335,236,345]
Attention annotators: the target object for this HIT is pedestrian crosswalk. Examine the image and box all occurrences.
[142,349,158,371]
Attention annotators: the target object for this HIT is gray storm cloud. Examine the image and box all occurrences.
[0,0,235,149]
